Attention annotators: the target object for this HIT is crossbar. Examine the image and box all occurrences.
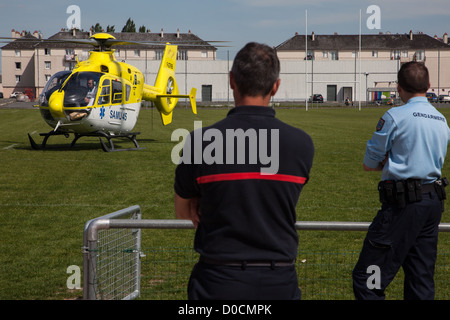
[87,219,450,237]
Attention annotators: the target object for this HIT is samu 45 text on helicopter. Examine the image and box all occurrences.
[28,32,197,152]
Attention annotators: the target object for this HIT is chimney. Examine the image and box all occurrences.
[311,31,315,41]
[73,28,76,37]
[89,28,92,37]
[161,28,164,38]
[409,30,413,40]
[33,30,39,38]
[11,29,16,38]
[444,33,448,44]
[177,28,180,38]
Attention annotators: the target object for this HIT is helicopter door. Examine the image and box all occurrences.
[111,80,123,104]
[97,78,111,105]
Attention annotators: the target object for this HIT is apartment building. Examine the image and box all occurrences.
[1,28,217,99]
[275,31,450,102]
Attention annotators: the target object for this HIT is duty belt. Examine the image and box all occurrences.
[199,256,295,269]
[378,177,448,209]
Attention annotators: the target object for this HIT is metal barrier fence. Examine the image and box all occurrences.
[83,205,450,300]
[83,205,142,300]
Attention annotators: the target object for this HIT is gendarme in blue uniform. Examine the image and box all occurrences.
[364,96,450,182]
[354,96,450,300]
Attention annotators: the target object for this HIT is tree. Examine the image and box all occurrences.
[106,25,115,32]
[138,25,146,33]
[121,18,136,32]
[91,23,103,33]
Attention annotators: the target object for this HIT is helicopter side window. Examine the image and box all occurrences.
[111,80,123,104]
[97,79,111,105]
[126,84,131,102]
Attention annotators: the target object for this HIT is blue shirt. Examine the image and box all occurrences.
[364,97,450,183]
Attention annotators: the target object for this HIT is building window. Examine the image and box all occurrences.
[45,61,51,69]
[372,50,378,58]
[134,49,140,57]
[402,50,408,58]
[15,50,21,57]
[392,50,401,60]
[330,51,339,60]
[201,51,207,59]
[306,50,314,60]
[178,50,188,60]
[323,51,328,58]
[415,50,425,61]
[15,62,21,70]
[114,49,120,57]
[44,48,51,55]
[45,74,51,81]
[15,75,21,83]
[155,50,163,60]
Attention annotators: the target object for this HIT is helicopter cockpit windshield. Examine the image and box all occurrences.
[62,72,103,108]
[40,70,71,106]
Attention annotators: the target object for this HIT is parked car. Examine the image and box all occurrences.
[10,92,23,98]
[310,94,324,103]
[426,92,438,102]
[439,95,450,103]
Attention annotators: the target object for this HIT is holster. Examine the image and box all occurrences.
[434,177,448,201]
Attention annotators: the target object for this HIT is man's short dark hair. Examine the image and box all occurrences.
[397,61,429,93]
[231,42,280,97]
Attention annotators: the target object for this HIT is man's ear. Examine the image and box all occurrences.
[271,79,281,97]
[229,72,235,90]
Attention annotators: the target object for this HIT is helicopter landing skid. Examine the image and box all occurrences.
[94,131,144,152]
[28,130,144,152]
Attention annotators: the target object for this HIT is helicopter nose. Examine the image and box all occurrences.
[48,90,66,120]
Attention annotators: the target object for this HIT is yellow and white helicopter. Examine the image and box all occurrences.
[28,32,197,151]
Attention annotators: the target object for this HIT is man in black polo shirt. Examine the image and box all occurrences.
[174,42,314,300]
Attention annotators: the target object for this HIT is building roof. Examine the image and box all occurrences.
[2,30,217,51]
[1,33,43,50]
[276,32,450,51]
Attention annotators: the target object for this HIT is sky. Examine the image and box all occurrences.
[0,0,450,60]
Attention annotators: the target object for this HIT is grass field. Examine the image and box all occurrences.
[0,104,449,300]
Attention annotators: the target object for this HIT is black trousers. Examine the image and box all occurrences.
[352,192,442,300]
[187,261,301,300]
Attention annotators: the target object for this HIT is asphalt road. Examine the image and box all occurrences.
[0,99,35,109]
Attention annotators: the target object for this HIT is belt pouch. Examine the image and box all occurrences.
[405,179,422,202]
[395,181,406,208]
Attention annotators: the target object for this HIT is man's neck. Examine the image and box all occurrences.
[234,95,271,107]
[401,92,426,103]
